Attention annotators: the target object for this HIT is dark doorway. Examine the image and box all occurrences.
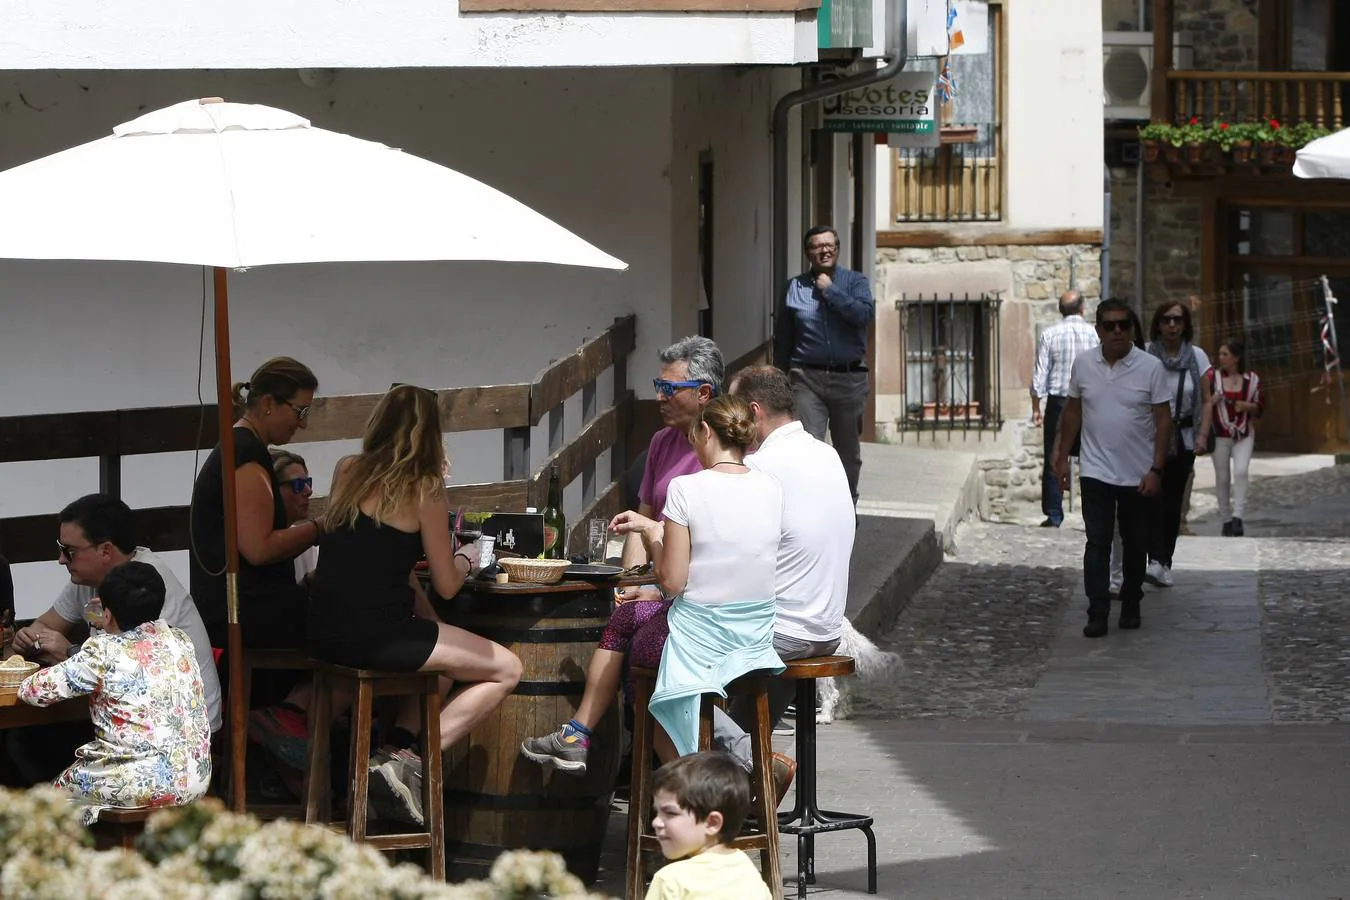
[697,151,714,339]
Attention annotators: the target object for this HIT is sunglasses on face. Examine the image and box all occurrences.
[807,243,838,253]
[1161,314,1185,324]
[281,400,312,421]
[1099,319,1132,333]
[283,476,313,493]
[653,379,716,399]
[56,539,97,561]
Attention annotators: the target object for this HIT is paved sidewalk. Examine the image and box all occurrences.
[591,465,1350,900]
[1027,537,1269,724]
[855,441,982,551]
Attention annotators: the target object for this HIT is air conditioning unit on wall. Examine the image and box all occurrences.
[1103,31,1194,121]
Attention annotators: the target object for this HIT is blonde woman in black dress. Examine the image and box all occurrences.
[309,384,522,824]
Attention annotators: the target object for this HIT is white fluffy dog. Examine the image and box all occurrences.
[815,618,903,724]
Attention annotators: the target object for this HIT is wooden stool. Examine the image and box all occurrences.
[626,666,783,900]
[776,656,876,899]
[89,806,153,850]
[303,661,445,879]
[227,647,316,816]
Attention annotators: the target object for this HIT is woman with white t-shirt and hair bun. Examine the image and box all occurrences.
[520,395,786,773]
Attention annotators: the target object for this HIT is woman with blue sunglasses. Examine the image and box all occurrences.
[272,449,318,585]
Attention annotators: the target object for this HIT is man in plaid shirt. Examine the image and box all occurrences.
[1031,291,1099,527]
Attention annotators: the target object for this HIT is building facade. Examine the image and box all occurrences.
[871,0,1106,439]
[1104,0,1350,453]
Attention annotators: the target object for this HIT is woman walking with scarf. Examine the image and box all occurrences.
[1206,338,1262,536]
[1144,301,1213,587]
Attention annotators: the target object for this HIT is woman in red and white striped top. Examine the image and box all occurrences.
[1204,339,1263,537]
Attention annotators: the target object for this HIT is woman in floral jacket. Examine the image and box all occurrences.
[19,561,211,822]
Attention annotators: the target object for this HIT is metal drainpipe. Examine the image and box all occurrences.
[1133,1,1147,318]
[770,0,909,356]
[1102,164,1112,301]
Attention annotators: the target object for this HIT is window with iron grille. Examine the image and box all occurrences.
[897,293,1004,433]
[892,2,1003,223]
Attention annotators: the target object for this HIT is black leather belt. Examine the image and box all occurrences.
[795,360,868,373]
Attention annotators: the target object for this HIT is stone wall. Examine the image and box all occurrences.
[1101,0,1259,70]
[979,420,1047,523]
[875,244,1100,521]
[1107,172,1203,310]
[873,243,1102,440]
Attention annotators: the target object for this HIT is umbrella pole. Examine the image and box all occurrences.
[212,266,247,813]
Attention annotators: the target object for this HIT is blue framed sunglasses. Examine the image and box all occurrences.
[283,476,313,493]
[653,378,717,399]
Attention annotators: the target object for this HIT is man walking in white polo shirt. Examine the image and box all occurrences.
[1052,299,1172,638]
[713,366,853,796]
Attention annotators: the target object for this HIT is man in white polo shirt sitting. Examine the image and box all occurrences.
[1052,298,1173,638]
[714,366,854,798]
[7,493,222,785]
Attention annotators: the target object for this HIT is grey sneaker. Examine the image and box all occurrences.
[369,755,424,827]
[520,729,589,775]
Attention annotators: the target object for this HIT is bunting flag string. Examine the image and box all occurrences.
[937,59,958,106]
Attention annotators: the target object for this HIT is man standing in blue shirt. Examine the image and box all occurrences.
[773,225,875,503]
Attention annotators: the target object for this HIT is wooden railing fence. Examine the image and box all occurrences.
[0,315,636,565]
[1163,70,1350,130]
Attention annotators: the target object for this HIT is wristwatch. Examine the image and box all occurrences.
[1149,466,1163,476]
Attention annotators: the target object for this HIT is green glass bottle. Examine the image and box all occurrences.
[542,465,566,559]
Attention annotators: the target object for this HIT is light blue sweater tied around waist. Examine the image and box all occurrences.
[649,596,784,758]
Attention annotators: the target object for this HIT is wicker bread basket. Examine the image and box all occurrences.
[0,658,40,691]
[496,558,573,585]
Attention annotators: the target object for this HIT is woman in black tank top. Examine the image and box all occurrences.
[309,385,521,823]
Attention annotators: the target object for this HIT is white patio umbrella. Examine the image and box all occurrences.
[0,97,627,812]
[1293,127,1350,180]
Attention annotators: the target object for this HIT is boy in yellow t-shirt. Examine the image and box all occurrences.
[644,751,773,900]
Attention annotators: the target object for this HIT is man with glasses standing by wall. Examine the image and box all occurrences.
[773,225,875,504]
[7,493,221,784]
[1052,299,1172,639]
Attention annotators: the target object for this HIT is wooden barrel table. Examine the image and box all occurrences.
[430,576,633,884]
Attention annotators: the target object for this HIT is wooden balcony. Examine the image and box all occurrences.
[1163,70,1350,130]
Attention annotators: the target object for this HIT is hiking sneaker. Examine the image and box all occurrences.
[369,754,424,827]
[248,705,311,771]
[388,748,424,802]
[365,749,398,821]
[520,729,589,775]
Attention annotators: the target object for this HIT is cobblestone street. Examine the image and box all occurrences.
[821,463,1350,899]
[599,462,1350,899]
[858,463,1350,725]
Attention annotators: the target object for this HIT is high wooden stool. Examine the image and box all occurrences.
[776,656,876,899]
[232,648,316,818]
[303,661,445,879]
[625,666,783,900]
[89,806,153,850]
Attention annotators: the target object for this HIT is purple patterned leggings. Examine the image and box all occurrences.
[598,598,671,690]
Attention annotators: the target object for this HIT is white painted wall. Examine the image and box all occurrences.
[670,66,803,363]
[0,66,795,615]
[0,0,818,69]
[1005,0,1104,230]
[873,0,1104,232]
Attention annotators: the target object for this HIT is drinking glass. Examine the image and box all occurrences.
[586,519,610,564]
